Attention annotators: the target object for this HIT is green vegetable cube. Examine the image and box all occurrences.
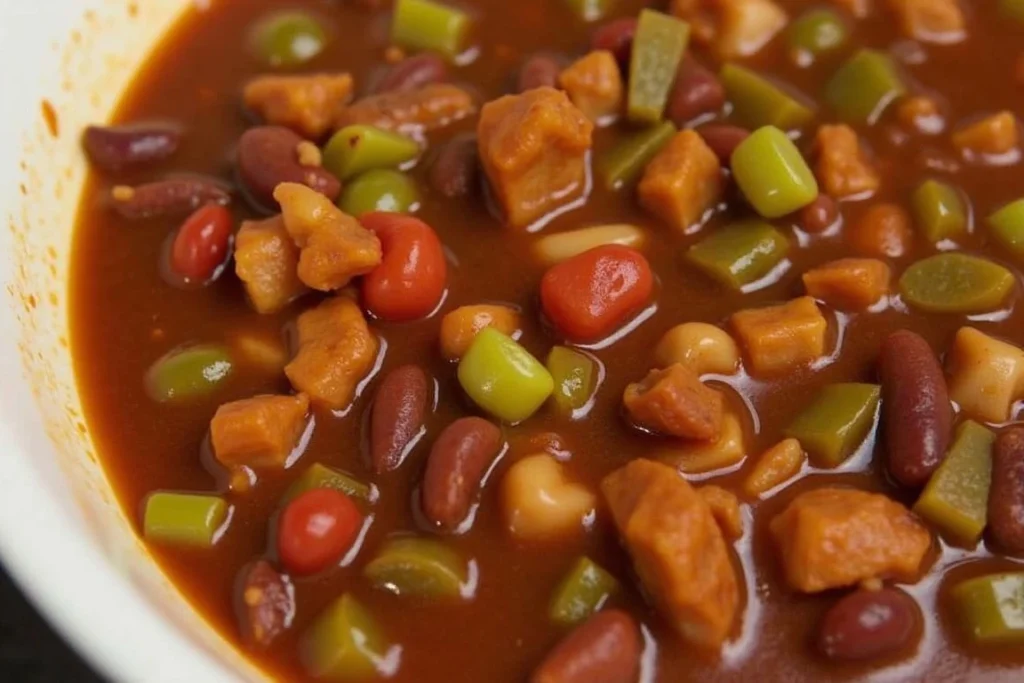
[283,463,377,505]
[628,10,690,124]
[339,169,420,217]
[547,346,598,415]
[952,572,1024,644]
[458,328,554,423]
[824,49,905,125]
[391,0,471,60]
[364,537,467,599]
[143,492,228,547]
[598,121,676,190]
[251,11,327,68]
[912,180,967,243]
[731,126,818,218]
[323,126,420,181]
[720,64,815,130]
[784,383,880,467]
[899,254,1014,314]
[549,557,620,626]
[787,9,848,63]
[988,198,1024,260]
[686,220,790,289]
[301,594,390,679]
[145,345,233,403]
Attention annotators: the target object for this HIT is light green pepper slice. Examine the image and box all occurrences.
[720,64,815,130]
[1000,0,1024,23]
[322,126,420,181]
[731,126,819,218]
[301,594,390,679]
[251,11,327,68]
[787,9,848,64]
[824,49,905,125]
[458,328,554,423]
[391,0,471,60]
[145,345,233,403]
[339,169,420,216]
[143,492,228,547]
[952,572,1024,644]
[364,537,467,599]
[547,346,598,414]
[628,10,690,124]
[899,254,1014,313]
[913,421,993,546]
[549,557,620,626]
[598,121,677,190]
[283,463,377,505]
[686,220,790,289]
[988,198,1024,260]
[912,180,967,243]
[784,383,880,467]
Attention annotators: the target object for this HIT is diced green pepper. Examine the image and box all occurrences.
[598,121,676,190]
[364,537,467,599]
[988,198,1024,260]
[784,383,880,467]
[339,169,420,216]
[391,0,471,60]
[685,220,790,290]
[952,572,1024,644]
[458,328,554,423]
[899,254,1014,314]
[628,10,690,124]
[547,346,598,414]
[301,594,390,679]
[143,492,228,548]
[787,9,848,64]
[913,421,993,545]
[720,64,815,130]
[251,11,327,68]
[322,126,420,181]
[565,0,615,21]
[283,463,377,505]
[1000,0,1024,23]
[731,126,819,218]
[145,345,233,403]
[824,49,905,125]
[549,557,620,626]
[912,180,967,243]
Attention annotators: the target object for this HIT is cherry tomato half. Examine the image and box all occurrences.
[277,488,362,576]
[361,212,447,322]
[170,203,234,282]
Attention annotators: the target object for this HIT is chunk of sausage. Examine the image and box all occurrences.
[557,50,624,123]
[672,0,787,59]
[623,364,724,441]
[602,459,739,649]
[770,488,931,593]
[814,124,880,199]
[951,111,1020,158]
[211,394,310,468]
[477,87,593,228]
[638,129,723,233]
[235,215,308,315]
[802,258,891,311]
[885,0,965,43]
[730,297,828,376]
[334,83,476,135]
[236,560,295,647]
[244,73,354,140]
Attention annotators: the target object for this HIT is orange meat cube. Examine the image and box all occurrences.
[672,0,787,59]
[244,73,353,140]
[558,50,624,123]
[886,0,965,43]
[274,183,382,291]
[211,393,310,469]
[951,111,1020,158]
[850,203,913,259]
[234,215,308,314]
[285,297,379,410]
[603,459,739,648]
[770,487,932,592]
[698,485,743,540]
[477,87,594,228]
[802,258,891,311]
[334,83,476,135]
[814,124,880,199]
[638,130,723,233]
[623,364,724,441]
[731,297,828,376]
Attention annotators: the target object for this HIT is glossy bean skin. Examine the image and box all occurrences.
[236,560,295,648]
[989,427,1024,554]
[879,330,952,487]
[83,123,182,172]
[818,588,920,661]
[111,177,230,220]
[375,52,448,93]
[236,126,340,211]
[421,417,503,532]
[369,365,431,473]
[531,610,641,683]
[800,195,840,233]
[667,59,726,127]
[518,54,563,92]
[429,134,479,198]
[169,204,234,283]
[697,123,750,167]
[590,18,637,67]
[360,212,447,321]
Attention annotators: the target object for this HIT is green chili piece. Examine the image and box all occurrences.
[913,421,994,546]
[549,557,620,626]
[824,49,905,125]
[145,345,233,403]
[458,328,554,423]
[787,9,847,63]
[720,64,815,130]
[598,121,677,190]
[1000,0,1024,23]
[364,537,467,599]
[988,199,1024,260]
[912,180,967,243]
[391,0,471,60]
[322,125,420,181]
[784,383,880,467]
[339,169,420,216]
[731,126,818,218]
[685,220,789,289]
[899,254,1014,314]
[251,11,327,68]
[301,594,390,679]
[547,346,598,414]
[143,492,228,548]
[952,572,1024,644]
[283,463,376,505]
[628,10,691,124]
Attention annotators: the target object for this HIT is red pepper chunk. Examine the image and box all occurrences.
[540,245,653,342]
[361,212,448,322]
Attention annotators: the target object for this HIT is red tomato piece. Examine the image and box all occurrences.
[361,212,447,322]
[170,203,234,282]
[277,488,362,576]
[540,245,654,342]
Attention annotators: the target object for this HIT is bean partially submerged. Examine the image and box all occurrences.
[421,417,503,531]
[989,428,1024,554]
[369,365,430,473]
[531,610,641,683]
[818,587,920,661]
[84,123,182,172]
[236,125,340,212]
[111,177,230,220]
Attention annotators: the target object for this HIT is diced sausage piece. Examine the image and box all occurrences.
[885,0,965,43]
[770,488,931,592]
[731,297,828,376]
[946,327,1024,424]
[334,83,477,135]
[815,125,880,200]
[802,258,891,311]
[478,87,593,228]
[639,130,723,233]
[235,215,308,315]
[557,50,624,123]
[623,364,724,441]
[672,0,787,59]
[244,73,354,140]
[211,394,310,468]
[237,560,295,647]
[285,297,380,410]
[698,485,743,540]
[951,111,1020,158]
[602,459,739,649]
[274,182,382,291]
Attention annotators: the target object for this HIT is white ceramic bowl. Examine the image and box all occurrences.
[0,1,263,681]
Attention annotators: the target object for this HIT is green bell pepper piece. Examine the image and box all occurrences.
[145,345,233,403]
[598,121,676,190]
[301,594,390,679]
[458,328,554,423]
[784,383,880,467]
[628,10,690,124]
[1000,0,1024,23]
[988,198,1024,260]
[912,180,967,243]
[913,420,993,546]
[339,169,420,216]
[686,220,790,290]
[549,557,620,626]
[787,9,847,64]
[283,463,377,505]
[952,572,1024,644]
[364,537,467,599]
[323,126,420,181]
[824,49,905,125]
[731,126,818,218]
[547,346,598,414]
[899,254,1014,314]
[251,11,328,68]
[720,64,815,130]
[143,492,228,547]
[391,0,471,60]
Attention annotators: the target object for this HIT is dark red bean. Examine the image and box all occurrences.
[667,59,725,127]
[370,365,431,473]
[375,52,448,94]
[110,176,230,220]
[83,123,182,172]
[170,204,234,282]
[800,195,840,233]
[697,123,750,167]
[531,610,641,683]
[591,18,637,68]
[422,417,503,532]
[236,126,340,212]
[518,54,562,93]
[989,428,1024,554]
[429,134,479,198]
[236,560,294,648]
[818,588,920,661]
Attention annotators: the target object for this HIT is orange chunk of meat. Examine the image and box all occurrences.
[244,73,354,140]
[273,183,382,291]
[638,130,723,233]
[334,83,476,135]
[802,258,891,311]
[951,111,1020,157]
[814,124,880,199]
[211,393,310,469]
[557,50,623,123]
[672,0,787,59]
[731,297,828,376]
[698,485,743,540]
[477,87,593,228]
[770,487,932,592]
[603,459,739,648]
[897,96,944,135]
[850,203,913,259]
[285,296,379,410]
[234,215,308,315]
[885,0,965,43]
[623,364,724,441]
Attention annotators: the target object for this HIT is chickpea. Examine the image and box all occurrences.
[439,304,523,360]
[502,454,596,539]
[654,322,740,376]
[656,410,747,475]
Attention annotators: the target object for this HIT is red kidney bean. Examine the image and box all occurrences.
[361,212,448,322]
[591,18,637,68]
[169,204,234,282]
[879,330,952,487]
[531,610,641,683]
[236,560,295,648]
[818,588,920,661]
[84,124,182,172]
[429,134,479,198]
[110,176,230,220]
[277,488,362,576]
[989,427,1024,554]
[667,59,725,127]
[375,52,448,94]
[422,417,502,532]
[518,54,562,93]
[697,123,750,167]
[800,195,840,233]
[236,126,340,212]
[370,365,431,473]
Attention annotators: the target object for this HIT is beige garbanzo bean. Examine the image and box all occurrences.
[654,322,740,375]
[503,454,595,539]
[533,224,646,266]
